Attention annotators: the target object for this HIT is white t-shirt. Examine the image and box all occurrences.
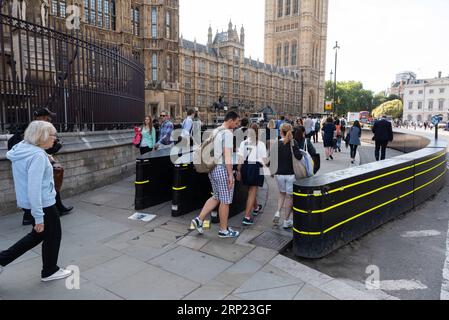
[238,139,267,164]
[213,127,234,165]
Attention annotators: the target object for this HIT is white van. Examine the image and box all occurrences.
[249,113,265,124]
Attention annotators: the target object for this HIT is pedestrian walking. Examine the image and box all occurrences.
[348,120,362,164]
[322,117,336,161]
[7,107,73,226]
[1,121,73,282]
[304,115,315,140]
[334,118,342,152]
[372,115,394,161]
[139,115,156,155]
[191,111,241,238]
[154,111,174,150]
[270,123,303,229]
[237,123,268,226]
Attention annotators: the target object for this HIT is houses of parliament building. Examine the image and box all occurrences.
[4,0,328,121]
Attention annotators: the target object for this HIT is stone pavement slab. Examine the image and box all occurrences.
[234,264,305,294]
[106,265,200,300]
[82,255,150,287]
[148,246,233,285]
[294,284,337,300]
[183,280,236,300]
[200,240,255,263]
[213,257,265,288]
[177,235,210,251]
[234,284,304,301]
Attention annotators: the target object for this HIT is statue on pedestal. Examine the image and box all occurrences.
[40,0,49,27]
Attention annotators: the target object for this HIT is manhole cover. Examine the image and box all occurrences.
[250,231,292,251]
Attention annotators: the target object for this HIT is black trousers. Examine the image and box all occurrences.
[350,144,358,159]
[139,146,153,155]
[375,140,389,161]
[0,205,61,278]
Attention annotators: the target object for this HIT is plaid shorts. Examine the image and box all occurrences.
[209,165,234,205]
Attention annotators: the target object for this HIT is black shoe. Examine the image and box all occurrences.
[330,155,334,160]
[57,206,74,216]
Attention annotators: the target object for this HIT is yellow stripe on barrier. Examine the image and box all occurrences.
[173,186,187,191]
[415,152,446,167]
[135,180,150,185]
[414,160,446,177]
[294,159,447,214]
[294,175,414,214]
[293,151,446,198]
[293,169,447,236]
[293,228,321,236]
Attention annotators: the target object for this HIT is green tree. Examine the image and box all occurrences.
[325,81,374,116]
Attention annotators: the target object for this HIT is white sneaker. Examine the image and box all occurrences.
[41,268,73,282]
[283,219,293,229]
[273,212,281,226]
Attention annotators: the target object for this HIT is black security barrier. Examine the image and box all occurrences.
[135,147,179,210]
[293,132,447,259]
[171,152,248,222]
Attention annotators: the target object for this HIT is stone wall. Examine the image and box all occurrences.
[0,130,139,216]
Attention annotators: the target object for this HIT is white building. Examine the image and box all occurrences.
[403,76,449,123]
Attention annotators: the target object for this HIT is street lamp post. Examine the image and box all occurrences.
[300,72,304,117]
[333,41,340,116]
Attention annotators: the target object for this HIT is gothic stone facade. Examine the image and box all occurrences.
[264,0,328,114]
[17,0,317,121]
[180,22,301,123]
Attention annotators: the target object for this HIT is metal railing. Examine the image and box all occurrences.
[0,8,144,133]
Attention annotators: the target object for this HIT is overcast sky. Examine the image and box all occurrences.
[180,0,449,94]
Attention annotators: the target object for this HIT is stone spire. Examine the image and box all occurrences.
[208,25,213,46]
[240,25,245,45]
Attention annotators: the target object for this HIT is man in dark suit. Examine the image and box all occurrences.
[372,115,394,161]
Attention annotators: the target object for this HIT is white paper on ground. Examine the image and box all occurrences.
[128,212,157,222]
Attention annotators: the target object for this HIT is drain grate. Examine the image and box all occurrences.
[250,231,292,251]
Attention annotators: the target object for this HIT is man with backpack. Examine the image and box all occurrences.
[191,111,241,239]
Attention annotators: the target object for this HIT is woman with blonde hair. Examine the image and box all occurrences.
[1,121,72,282]
[269,123,303,229]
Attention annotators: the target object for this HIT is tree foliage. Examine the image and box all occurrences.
[325,81,374,116]
[371,100,403,119]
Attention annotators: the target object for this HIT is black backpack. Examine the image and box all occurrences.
[7,132,24,151]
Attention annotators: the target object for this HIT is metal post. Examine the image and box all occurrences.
[435,121,439,141]
[333,41,340,116]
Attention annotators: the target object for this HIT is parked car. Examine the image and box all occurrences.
[438,122,447,129]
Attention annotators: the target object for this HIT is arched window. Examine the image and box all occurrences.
[293,0,299,14]
[276,43,282,66]
[291,41,297,66]
[285,0,291,16]
[284,42,289,66]
[277,0,283,18]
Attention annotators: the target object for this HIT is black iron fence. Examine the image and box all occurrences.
[0,8,144,133]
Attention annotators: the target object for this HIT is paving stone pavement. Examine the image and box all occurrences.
[0,144,398,300]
